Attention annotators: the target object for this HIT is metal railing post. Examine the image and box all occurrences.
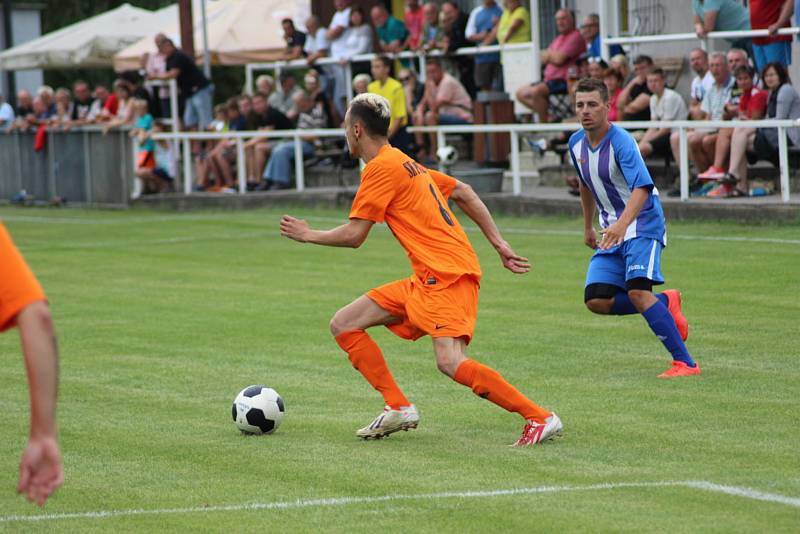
[294,135,305,191]
[245,65,254,95]
[436,130,446,171]
[345,62,354,103]
[418,54,427,82]
[169,79,180,131]
[777,126,790,203]
[679,127,689,201]
[510,131,521,195]
[182,138,192,194]
[236,138,246,194]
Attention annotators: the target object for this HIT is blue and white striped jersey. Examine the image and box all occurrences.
[568,124,666,245]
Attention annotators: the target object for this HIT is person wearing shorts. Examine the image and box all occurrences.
[0,223,63,505]
[280,93,562,446]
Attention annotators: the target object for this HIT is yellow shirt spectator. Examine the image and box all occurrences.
[498,6,531,44]
[368,77,407,132]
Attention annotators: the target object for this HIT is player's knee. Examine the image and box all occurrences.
[435,353,460,378]
[585,299,611,315]
[329,311,347,337]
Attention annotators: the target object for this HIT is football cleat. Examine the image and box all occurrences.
[658,361,701,378]
[511,413,563,447]
[356,405,419,440]
[662,289,688,341]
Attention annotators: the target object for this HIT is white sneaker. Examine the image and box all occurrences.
[511,413,563,447]
[356,405,419,440]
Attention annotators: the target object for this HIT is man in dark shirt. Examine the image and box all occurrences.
[244,92,294,189]
[282,19,307,60]
[440,1,475,97]
[15,89,34,118]
[617,55,653,121]
[149,33,213,130]
[69,80,95,123]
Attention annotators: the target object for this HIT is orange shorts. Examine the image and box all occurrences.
[367,275,479,344]
[0,224,46,332]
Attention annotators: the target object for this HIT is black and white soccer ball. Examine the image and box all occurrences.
[232,385,284,435]
[436,145,459,166]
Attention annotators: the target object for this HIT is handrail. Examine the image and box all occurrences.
[605,26,800,46]
[150,118,798,203]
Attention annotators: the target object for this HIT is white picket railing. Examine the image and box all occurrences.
[149,118,800,202]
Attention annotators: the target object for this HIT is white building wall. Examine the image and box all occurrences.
[0,7,44,99]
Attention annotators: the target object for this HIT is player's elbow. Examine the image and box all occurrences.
[451,181,475,203]
[348,232,367,248]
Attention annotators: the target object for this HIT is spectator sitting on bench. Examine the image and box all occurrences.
[717,61,800,197]
[688,48,713,120]
[639,68,688,161]
[412,58,473,162]
[515,8,584,122]
[616,55,653,124]
[261,91,329,191]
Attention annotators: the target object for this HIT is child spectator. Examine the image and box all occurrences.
[133,123,176,196]
[130,99,156,188]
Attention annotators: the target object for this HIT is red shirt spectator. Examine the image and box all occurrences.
[103,93,119,116]
[749,0,792,45]
[404,0,424,49]
[739,87,768,118]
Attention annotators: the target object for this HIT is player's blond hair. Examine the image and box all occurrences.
[347,93,391,137]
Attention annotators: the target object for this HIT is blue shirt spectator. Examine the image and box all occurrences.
[580,14,624,58]
[465,0,503,64]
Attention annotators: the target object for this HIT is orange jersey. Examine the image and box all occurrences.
[349,144,481,289]
[0,223,46,331]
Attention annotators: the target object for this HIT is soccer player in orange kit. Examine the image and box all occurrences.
[280,93,561,446]
[0,223,63,505]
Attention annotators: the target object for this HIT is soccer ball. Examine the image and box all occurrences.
[436,145,459,166]
[232,385,284,435]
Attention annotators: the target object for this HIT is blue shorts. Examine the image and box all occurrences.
[585,237,665,290]
[438,113,470,125]
[752,41,792,72]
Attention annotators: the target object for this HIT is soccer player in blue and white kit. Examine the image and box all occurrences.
[568,78,700,378]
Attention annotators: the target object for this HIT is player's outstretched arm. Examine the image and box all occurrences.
[16,301,63,506]
[449,181,529,274]
[280,215,374,248]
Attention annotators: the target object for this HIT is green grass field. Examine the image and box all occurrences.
[0,206,798,532]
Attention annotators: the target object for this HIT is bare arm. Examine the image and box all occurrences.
[450,181,529,273]
[16,302,63,506]
[768,0,794,34]
[280,215,374,248]
[579,181,598,249]
[623,93,651,115]
[500,18,524,44]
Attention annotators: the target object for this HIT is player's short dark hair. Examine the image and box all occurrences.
[633,54,653,66]
[734,65,755,79]
[648,68,665,78]
[281,18,294,27]
[348,93,390,137]
[373,55,392,69]
[574,77,609,102]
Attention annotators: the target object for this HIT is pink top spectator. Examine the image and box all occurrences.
[426,73,473,122]
[543,29,585,82]
[405,4,425,49]
[608,87,622,121]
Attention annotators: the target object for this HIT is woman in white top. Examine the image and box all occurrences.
[331,7,373,117]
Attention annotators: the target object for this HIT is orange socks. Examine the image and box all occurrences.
[335,330,410,409]
[454,359,551,423]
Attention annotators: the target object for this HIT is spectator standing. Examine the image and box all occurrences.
[262,91,329,190]
[515,8,584,122]
[440,2,475,98]
[331,6,373,117]
[704,65,767,194]
[92,85,118,122]
[671,52,732,176]
[269,72,303,119]
[37,86,56,117]
[616,54,653,121]
[494,0,530,44]
[466,0,504,92]
[580,13,624,58]
[51,88,73,125]
[131,99,158,188]
[142,50,169,118]
[372,5,409,54]
[304,15,331,93]
[15,89,34,117]
[328,0,353,115]
[693,0,751,52]
[369,56,411,155]
[102,80,135,129]
[688,48,713,120]
[418,3,443,51]
[150,34,214,130]
[638,68,688,160]
[0,93,14,129]
[413,59,473,160]
[404,0,424,50]
[750,0,793,72]
[282,18,306,60]
[69,81,95,124]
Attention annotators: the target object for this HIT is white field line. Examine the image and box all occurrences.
[0,480,797,523]
[3,213,799,245]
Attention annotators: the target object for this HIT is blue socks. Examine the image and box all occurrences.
[642,301,696,367]
[612,292,668,315]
